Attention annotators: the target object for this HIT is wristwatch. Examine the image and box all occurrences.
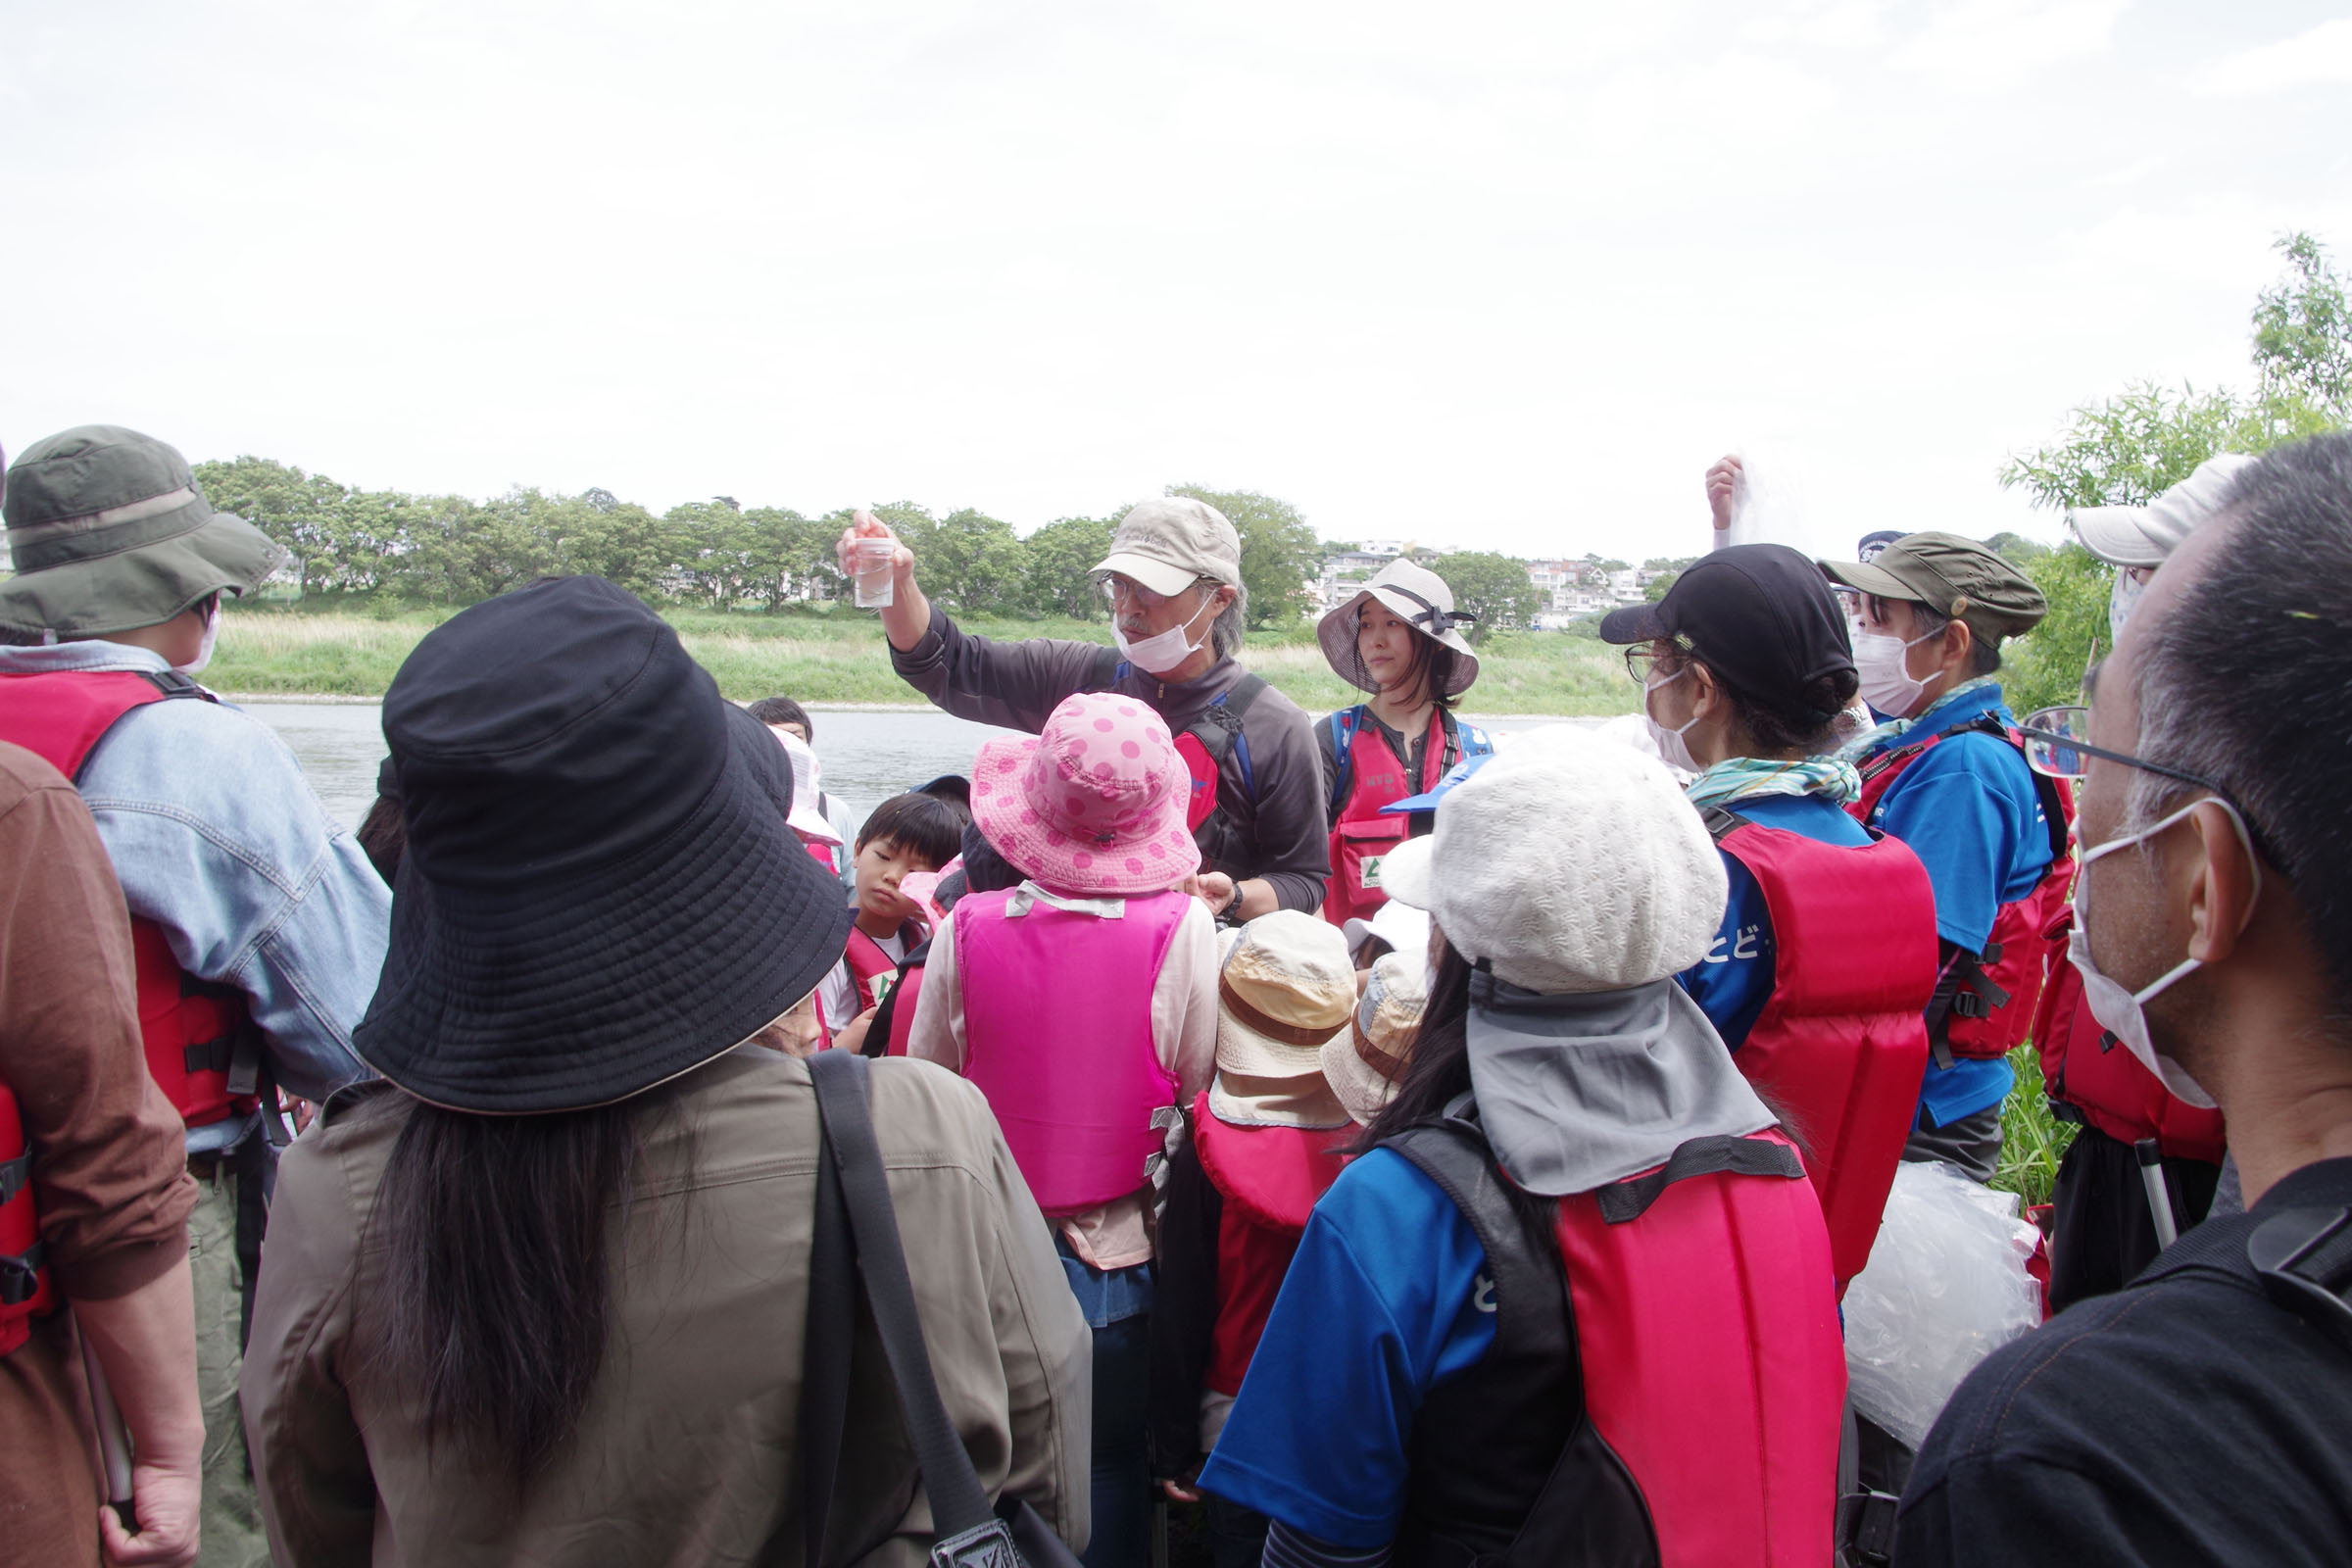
[1219,882,1248,924]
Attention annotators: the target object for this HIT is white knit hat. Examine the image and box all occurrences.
[1377,725,1725,993]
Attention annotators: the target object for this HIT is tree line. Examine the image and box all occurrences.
[193,464,1331,629]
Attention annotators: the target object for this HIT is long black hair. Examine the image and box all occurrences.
[360,1097,643,1486]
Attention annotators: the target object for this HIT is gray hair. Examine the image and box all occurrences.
[1209,580,1248,660]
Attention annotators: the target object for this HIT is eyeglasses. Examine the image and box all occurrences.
[1623,644,1685,687]
[2021,705,2278,864]
[1097,574,1212,610]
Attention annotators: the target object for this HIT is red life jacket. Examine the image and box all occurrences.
[1850,712,2074,1061]
[1703,808,1938,1294]
[1389,1121,1843,1567]
[1089,651,1269,878]
[2033,907,2227,1164]
[884,959,925,1058]
[1190,1091,1351,1394]
[0,1085,58,1355]
[956,888,1188,1215]
[1319,708,1488,927]
[843,924,914,1017]
[0,669,260,1132]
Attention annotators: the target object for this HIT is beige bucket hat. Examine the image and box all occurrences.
[1214,911,1356,1079]
[1316,558,1481,699]
[1322,952,1428,1126]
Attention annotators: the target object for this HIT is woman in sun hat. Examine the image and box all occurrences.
[1324,951,1428,1127]
[905,690,1219,1568]
[1200,725,1846,1567]
[1598,542,1941,1295]
[1314,559,1493,927]
[238,576,1091,1567]
[1149,911,1357,1566]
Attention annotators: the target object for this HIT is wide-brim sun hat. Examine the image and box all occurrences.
[1377,724,1725,994]
[1343,895,1432,964]
[0,424,287,638]
[1315,558,1481,699]
[1321,951,1427,1125]
[353,575,854,1113]
[774,730,843,845]
[2067,452,2257,568]
[969,691,1200,896]
[1216,909,1357,1080]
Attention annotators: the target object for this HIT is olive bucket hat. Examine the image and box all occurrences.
[1817,530,2046,645]
[0,425,286,638]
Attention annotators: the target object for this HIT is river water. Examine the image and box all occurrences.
[246,701,1602,831]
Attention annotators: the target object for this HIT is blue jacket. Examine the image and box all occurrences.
[0,642,388,1150]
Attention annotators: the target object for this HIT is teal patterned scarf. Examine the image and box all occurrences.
[1684,755,1862,810]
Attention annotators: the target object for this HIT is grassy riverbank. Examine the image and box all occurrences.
[214,601,1634,714]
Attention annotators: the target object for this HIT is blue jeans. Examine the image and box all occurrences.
[1057,1240,1153,1568]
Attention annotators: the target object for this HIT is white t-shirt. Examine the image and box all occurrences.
[817,928,907,1033]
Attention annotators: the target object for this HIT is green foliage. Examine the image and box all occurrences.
[1020,515,1115,620]
[1432,551,1546,642]
[1984,531,2051,566]
[1643,572,1677,603]
[2001,230,2349,514]
[1994,1044,2077,1209]
[1998,543,2116,715]
[1169,483,1321,629]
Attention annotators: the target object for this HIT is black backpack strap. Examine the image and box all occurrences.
[1698,806,1748,845]
[861,943,931,1059]
[1381,1115,1566,1363]
[137,668,213,702]
[2248,1206,2352,1359]
[804,1052,1068,1568]
[1592,1134,1805,1225]
[1085,646,1122,693]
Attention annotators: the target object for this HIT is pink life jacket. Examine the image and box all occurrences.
[0,669,259,1132]
[956,887,1189,1216]
[1191,1091,1350,1394]
[1704,808,1939,1293]
[1851,713,2075,1061]
[2034,907,2226,1164]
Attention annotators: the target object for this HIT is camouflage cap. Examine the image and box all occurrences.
[0,425,285,637]
[1819,530,2046,643]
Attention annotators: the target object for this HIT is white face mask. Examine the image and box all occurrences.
[1114,589,1216,674]
[1852,625,1944,717]
[174,597,220,677]
[2109,567,2148,639]
[1643,667,1701,774]
[2067,797,2261,1112]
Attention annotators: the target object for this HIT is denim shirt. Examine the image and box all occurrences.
[0,642,388,1150]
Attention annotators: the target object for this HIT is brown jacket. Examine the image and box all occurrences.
[241,1048,1091,1567]
[0,742,198,1564]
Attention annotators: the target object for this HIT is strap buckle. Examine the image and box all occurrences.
[1836,1490,1900,1566]
[0,1151,31,1206]
[927,1517,1026,1568]
[0,1241,48,1305]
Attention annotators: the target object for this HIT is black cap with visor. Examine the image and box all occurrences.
[1598,544,1856,712]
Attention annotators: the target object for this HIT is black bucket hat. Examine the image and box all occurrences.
[0,424,286,637]
[353,575,853,1113]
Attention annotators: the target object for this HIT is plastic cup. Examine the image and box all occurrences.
[853,537,896,609]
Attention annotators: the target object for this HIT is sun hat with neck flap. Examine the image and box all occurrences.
[353,575,854,1113]
[1377,723,1725,993]
[0,424,287,638]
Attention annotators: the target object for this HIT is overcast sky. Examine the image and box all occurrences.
[4,0,2348,564]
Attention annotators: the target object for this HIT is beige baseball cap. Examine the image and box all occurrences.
[1090,497,1243,598]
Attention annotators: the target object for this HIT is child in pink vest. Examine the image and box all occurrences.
[905,692,1218,1568]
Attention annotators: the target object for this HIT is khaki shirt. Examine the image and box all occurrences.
[242,1048,1090,1567]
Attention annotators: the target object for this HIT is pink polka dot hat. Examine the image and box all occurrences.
[969,691,1202,896]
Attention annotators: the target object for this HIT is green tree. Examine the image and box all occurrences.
[1995,230,2350,711]
[1167,484,1320,629]
[1020,514,1116,619]
[1432,552,1544,642]
[193,456,351,595]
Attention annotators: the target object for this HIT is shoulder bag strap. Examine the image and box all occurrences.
[800,1076,860,1567]
[805,1051,999,1536]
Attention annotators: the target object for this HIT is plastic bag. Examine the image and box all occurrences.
[1841,1160,2043,1450]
